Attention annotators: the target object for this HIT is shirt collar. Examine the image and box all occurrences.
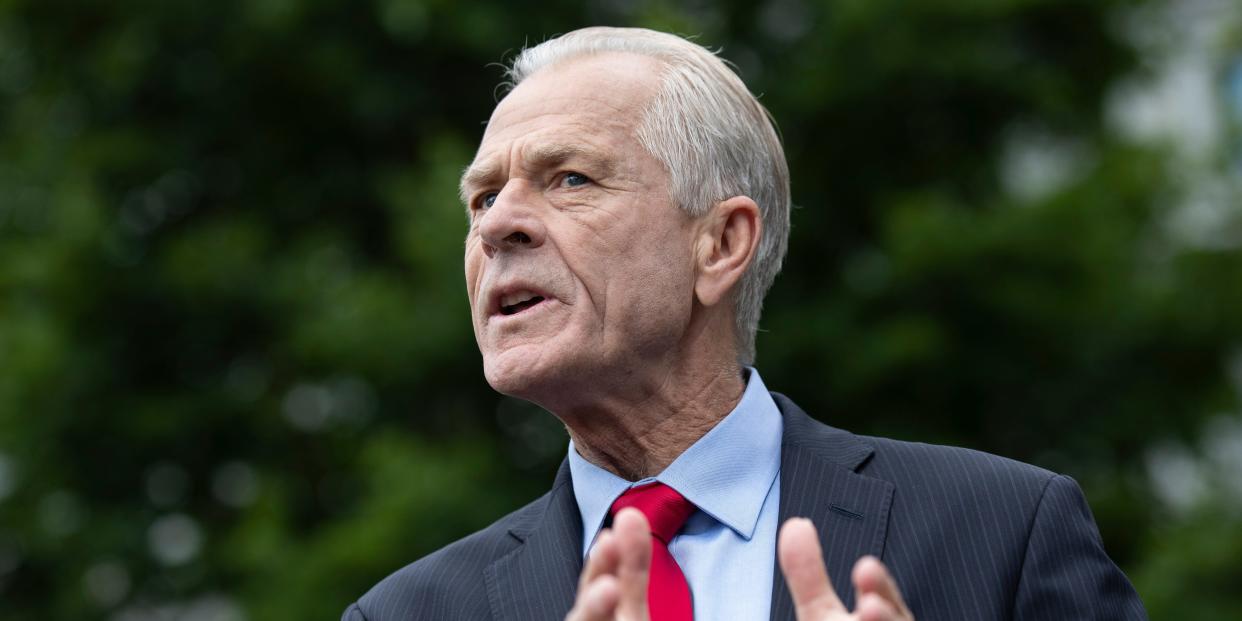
[568,368,784,554]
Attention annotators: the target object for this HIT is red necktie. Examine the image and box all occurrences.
[609,482,696,621]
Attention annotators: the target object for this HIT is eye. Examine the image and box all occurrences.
[563,172,590,187]
[477,192,498,210]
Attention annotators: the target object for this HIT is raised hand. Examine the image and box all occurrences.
[566,508,652,621]
[778,518,914,621]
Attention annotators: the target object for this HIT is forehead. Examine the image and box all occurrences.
[467,53,664,173]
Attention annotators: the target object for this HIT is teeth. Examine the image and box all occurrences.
[500,290,538,308]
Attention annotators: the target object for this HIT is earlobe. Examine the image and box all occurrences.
[694,196,761,307]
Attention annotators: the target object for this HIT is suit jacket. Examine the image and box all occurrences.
[343,394,1146,620]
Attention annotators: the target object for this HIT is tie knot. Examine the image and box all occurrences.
[609,482,696,543]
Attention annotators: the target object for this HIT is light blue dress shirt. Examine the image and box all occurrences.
[567,368,784,620]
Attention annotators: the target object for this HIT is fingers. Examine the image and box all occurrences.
[778,517,846,619]
[612,507,652,618]
[853,556,913,621]
[566,574,620,621]
[568,530,622,621]
[566,508,652,621]
[856,592,901,621]
[579,529,620,592]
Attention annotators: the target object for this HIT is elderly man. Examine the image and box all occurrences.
[343,27,1145,621]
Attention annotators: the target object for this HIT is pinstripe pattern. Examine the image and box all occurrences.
[768,393,1145,620]
[344,462,581,620]
[483,466,582,621]
[343,393,1146,620]
[768,404,894,618]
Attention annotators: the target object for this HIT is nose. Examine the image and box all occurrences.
[477,181,546,257]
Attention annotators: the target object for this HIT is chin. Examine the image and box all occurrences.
[482,340,609,413]
[481,344,564,402]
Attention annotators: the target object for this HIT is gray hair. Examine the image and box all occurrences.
[505,27,791,365]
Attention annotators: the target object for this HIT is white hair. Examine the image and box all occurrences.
[505,27,791,365]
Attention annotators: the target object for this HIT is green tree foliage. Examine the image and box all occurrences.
[1,0,1239,618]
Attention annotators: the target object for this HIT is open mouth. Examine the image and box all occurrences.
[499,292,546,316]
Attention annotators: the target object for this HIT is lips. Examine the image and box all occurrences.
[488,285,552,318]
[499,290,546,316]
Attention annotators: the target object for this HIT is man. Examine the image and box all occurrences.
[343,27,1145,620]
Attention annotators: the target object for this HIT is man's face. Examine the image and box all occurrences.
[461,53,699,405]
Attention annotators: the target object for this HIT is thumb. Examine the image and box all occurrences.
[778,517,846,619]
[612,507,652,619]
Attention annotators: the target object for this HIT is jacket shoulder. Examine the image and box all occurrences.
[861,434,1061,548]
[860,435,1062,610]
[862,434,1057,500]
[347,491,553,621]
[775,392,1145,618]
[859,438,1145,619]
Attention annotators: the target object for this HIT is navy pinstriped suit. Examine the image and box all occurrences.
[343,394,1146,620]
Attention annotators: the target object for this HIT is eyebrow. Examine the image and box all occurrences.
[458,143,616,204]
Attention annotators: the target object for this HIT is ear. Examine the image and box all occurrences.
[694,196,762,308]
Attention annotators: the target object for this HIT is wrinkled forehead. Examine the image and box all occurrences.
[459,53,665,197]
[483,52,664,142]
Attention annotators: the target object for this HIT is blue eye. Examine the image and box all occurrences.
[479,193,498,209]
[564,173,589,187]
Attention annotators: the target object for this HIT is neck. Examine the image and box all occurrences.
[561,361,746,481]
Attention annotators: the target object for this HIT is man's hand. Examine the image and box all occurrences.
[778,518,914,621]
[566,507,652,621]
[566,514,913,621]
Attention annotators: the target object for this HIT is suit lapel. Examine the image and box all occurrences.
[769,394,895,621]
[485,460,583,621]
[481,395,895,621]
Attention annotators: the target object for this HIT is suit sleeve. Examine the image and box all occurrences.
[1012,474,1147,620]
[341,602,369,621]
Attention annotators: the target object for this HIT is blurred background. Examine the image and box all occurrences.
[1,0,1240,618]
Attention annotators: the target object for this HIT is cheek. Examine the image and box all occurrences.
[558,206,695,330]
[463,247,485,314]
[635,259,694,312]
[610,236,696,328]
